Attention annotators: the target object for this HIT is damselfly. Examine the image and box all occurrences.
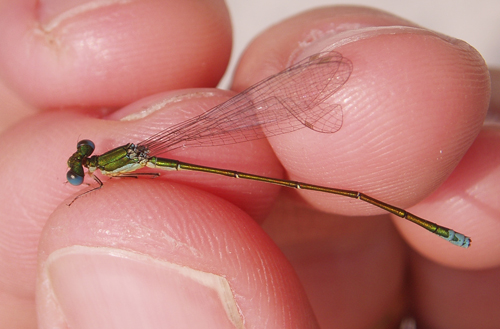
[66,51,470,248]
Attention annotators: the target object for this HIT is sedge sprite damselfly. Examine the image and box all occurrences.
[66,51,471,248]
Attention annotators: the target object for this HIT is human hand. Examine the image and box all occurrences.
[0,2,498,328]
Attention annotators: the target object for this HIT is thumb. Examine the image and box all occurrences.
[37,181,319,329]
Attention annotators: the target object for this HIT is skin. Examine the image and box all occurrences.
[0,1,498,328]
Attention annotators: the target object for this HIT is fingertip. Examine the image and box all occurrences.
[0,0,232,109]
[232,5,489,218]
[38,181,318,328]
[398,126,500,269]
[410,248,500,328]
[232,6,418,90]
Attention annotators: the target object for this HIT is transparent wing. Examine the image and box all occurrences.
[139,51,353,155]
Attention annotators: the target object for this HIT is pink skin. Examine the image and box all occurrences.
[0,3,498,329]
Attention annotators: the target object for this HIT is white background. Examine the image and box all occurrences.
[222,0,500,87]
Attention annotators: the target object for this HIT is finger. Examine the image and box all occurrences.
[263,194,409,329]
[0,0,231,110]
[410,249,500,328]
[233,7,489,252]
[0,78,37,133]
[401,124,500,327]
[403,126,500,268]
[37,180,318,328]
[487,68,500,124]
[72,90,286,221]
[396,68,499,265]
[0,88,287,328]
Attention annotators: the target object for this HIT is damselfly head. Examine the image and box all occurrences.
[66,140,95,186]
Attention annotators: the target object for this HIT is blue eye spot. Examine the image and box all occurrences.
[67,170,84,186]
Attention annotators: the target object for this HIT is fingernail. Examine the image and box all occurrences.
[43,246,243,329]
[114,90,217,121]
[294,26,455,62]
[38,0,133,31]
